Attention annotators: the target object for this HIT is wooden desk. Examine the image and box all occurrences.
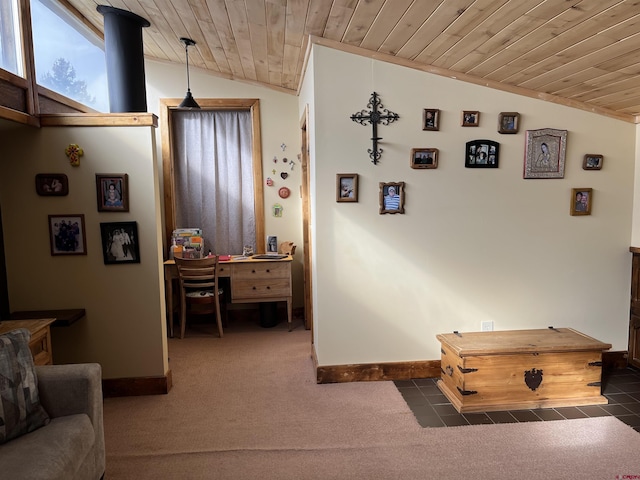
[164,255,293,336]
[0,318,56,365]
[437,328,611,413]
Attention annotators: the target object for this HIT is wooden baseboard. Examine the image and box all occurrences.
[102,369,172,397]
[313,350,629,384]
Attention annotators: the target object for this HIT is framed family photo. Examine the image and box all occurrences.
[379,182,405,215]
[570,188,592,216]
[465,140,499,168]
[100,221,140,264]
[411,148,438,169]
[422,109,440,131]
[498,112,520,134]
[48,214,86,256]
[96,174,129,212]
[36,174,68,196]
[336,173,358,202]
[524,128,568,179]
[462,110,479,127]
[583,154,603,170]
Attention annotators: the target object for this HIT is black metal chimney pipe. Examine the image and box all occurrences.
[97,6,150,113]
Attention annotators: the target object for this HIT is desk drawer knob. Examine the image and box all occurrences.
[266,286,270,289]
[266,269,270,273]
[252,269,256,273]
[252,286,257,290]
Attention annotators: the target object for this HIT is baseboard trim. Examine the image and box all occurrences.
[102,369,173,397]
[313,350,628,384]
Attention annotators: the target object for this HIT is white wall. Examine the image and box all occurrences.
[307,45,635,366]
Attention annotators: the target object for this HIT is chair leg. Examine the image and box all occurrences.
[180,294,187,339]
[215,296,224,338]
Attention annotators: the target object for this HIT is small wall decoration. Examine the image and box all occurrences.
[583,154,603,170]
[96,174,129,212]
[411,148,438,169]
[498,112,520,134]
[35,174,68,196]
[64,144,83,166]
[422,109,440,131]
[100,221,140,264]
[350,91,400,165]
[280,172,289,180]
[570,188,592,216]
[336,173,358,202]
[379,182,405,214]
[465,140,499,168]
[272,203,283,217]
[48,214,87,256]
[524,128,568,179]
[462,111,479,127]
[267,235,278,253]
[278,186,290,199]
[266,177,274,186]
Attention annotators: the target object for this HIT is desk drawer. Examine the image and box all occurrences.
[233,262,290,280]
[233,278,291,299]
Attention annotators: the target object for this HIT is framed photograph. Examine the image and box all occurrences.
[48,214,86,256]
[422,109,440,131]
[96,174,129,212]
[411,148,438,169]
[583,154,603,170]
[524,128,568,179]
[379,182,405,214]
[465,140,499,168]
[100,221,140,264]
[336,173,358,202]
[498,112,520,134]
[36,174,68,196]
[570,188,592,216]
[267,235,278,253]
[462,110,479,127]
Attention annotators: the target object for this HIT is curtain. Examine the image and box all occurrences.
[172,110,255,254]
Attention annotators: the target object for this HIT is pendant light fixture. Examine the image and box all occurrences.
[178,37,200,109]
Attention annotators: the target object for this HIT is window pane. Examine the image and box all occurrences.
[0,0,23,76]
[31,0,108,111]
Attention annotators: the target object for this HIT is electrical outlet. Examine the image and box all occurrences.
[481,321,494,332]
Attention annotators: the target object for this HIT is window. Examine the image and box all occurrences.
[0,0,23,76]
[30,0,108,111]
[161,99,265,255]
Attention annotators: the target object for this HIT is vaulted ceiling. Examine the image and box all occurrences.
[66,0,640,122]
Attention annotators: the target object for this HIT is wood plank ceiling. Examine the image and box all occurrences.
[65,0,640,121]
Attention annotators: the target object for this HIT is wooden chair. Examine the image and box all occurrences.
[174,256,225,339]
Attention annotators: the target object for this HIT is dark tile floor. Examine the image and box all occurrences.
[394,366,640,432]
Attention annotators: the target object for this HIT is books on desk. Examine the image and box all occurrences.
[171,228,204,258]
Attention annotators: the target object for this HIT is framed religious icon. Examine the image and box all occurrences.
[379,182,405,214]
[48,214,87,256]
[336,173,358,202]
[100,221,140,264]
[524,128,568,179]
[461,110,479,127]
[465,140,499,168]
[422,109,439,131]
[35,174,68,196]
[411,148,438,169]
[570,188,592,216]
[498,112,520,134]
[96,173,129,212]
[583,154,603,170]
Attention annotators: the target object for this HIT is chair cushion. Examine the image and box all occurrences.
[0,328,50,444]
[186,289,223,298]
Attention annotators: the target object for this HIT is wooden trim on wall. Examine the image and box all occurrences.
[39,113,158,127]
[102,369,172,397]
[314,350,628,384]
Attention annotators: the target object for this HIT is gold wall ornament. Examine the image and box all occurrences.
[65,144,84,167]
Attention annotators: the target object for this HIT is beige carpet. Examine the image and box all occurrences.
[104,321,640,479]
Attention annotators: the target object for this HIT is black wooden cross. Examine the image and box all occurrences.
[350,92,399,165]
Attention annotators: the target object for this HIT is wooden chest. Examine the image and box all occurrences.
[436,328,611,413]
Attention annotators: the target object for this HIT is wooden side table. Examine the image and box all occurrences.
[0,318,56,365]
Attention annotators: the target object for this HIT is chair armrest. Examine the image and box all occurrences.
[35,363,105,475]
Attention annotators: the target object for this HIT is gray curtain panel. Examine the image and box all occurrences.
[172,110,255,254]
